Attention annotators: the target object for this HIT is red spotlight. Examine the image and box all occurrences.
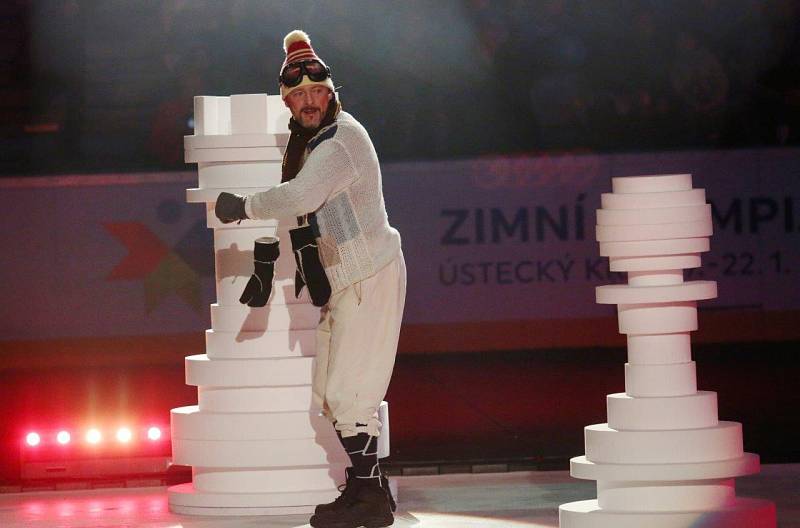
[86,428,102,445]
[147,427,162,441]
[25,432,41,447]
[56,431,71,445]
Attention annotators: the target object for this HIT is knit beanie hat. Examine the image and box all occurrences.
[279,30,335,99]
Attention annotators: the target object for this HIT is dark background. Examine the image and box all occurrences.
[3,0,799,174]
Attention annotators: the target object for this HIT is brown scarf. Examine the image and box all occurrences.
[281,97,342,184]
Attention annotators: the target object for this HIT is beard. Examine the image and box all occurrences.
[296,105,323,129]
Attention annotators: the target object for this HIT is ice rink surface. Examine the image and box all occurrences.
[1,465,797,528]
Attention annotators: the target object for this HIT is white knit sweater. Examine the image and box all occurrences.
[244,111,401,293]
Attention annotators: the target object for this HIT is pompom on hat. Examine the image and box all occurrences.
[279,30,335,99]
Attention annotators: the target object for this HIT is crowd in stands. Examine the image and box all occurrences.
[3,0,799,174]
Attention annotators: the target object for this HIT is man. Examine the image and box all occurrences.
[215,30,404,528]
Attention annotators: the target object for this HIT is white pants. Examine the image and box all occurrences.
[313,249,406,438]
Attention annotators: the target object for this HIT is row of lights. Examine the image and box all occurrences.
[25,427,163,447]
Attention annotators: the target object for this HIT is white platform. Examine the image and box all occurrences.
[584,421,743,464]
[560,497,775,528]
[186,133,289,150]
[168,482,339,515]
[185,146,285,163]
[596,203,710,226]
[609,254,702,272]
[596,478,735,511]
[198,385,315,413]
[197,160,283,189]
[626,333,692,364]
[171,406,334,440]
[599,237,710,257]
[191,466,347,494]
[209,303,320,332]
[617,301,698,334]
[596,280,716,304]
[570,453,761,481]
[624,361,697,397]
[595,217,713,242]
[191,94,291,137]
[171,437,347,468]
[611,173,693,193]
[204,328,316,359]
[560,173,774,527]
[184,355,314,387]
[601,188,706,209]
[606,391,718,430]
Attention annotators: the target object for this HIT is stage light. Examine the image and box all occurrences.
[116,427,132,443]
[21,422,171,481]
[147,426,162,441]
[86,428,102,444]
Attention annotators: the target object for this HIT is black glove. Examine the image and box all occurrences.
[290,225,331,307]
[215,192,249,224]
[239,236,280,307]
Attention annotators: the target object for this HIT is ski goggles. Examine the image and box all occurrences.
[279,59,331,88]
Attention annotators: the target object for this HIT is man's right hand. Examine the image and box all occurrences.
[215,192,249,224]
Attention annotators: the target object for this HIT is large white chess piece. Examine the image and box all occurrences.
[168,93,390,515]
[559,174,776,527]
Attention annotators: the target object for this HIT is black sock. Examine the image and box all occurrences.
[338,429,381,485]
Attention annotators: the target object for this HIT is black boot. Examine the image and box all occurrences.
[309,483,394,528]
[314,467,358,516]
[380,474,396,513]
[315,469,396,516]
